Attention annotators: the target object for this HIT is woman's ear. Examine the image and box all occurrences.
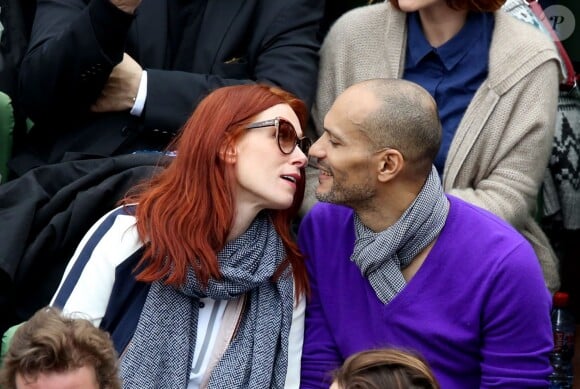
[376,148,404,183]
[219,144,237,164]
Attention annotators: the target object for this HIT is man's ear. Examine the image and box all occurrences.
[376,148,404,183]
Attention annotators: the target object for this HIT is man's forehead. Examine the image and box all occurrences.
[338,87,379,125]
[324,93,379,146]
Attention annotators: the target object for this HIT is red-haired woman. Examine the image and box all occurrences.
[308,0,561,293]
[50,84,311,388]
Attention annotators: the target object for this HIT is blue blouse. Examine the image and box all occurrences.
[403,11,494,174]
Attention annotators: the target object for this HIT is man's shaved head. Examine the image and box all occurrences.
[339,79,442,176]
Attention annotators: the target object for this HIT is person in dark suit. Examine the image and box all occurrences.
[10,0,323,177]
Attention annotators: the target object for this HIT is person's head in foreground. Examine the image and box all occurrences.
[0,307,120,389]
[330,348,440,389]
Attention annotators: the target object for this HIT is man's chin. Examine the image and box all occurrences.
[315,190,335,204]
[314,190,326,202]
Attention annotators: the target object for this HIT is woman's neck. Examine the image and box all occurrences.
[418,5,469,47]
[227,205,260,242]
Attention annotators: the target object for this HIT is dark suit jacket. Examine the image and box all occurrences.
[11,0,323,176]
[0,153,168,335]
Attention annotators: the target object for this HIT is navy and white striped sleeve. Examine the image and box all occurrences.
[50,205,144,327]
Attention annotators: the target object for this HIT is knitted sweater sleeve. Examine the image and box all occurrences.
[447,58,559,230]
[311,19,345,137]
[311,3,403,140]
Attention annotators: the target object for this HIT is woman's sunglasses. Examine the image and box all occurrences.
[246,117,312,155]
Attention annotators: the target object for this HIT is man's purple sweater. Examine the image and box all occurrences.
[298,195,553,388]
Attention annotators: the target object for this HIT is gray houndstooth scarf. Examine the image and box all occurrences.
[119,213,294,388]
[351,166,449,304]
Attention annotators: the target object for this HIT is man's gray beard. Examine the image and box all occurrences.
[315,182,375,207]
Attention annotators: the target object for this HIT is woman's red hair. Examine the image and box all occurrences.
[122,84,309,298]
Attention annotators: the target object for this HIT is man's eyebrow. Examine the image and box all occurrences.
[323,127,345,142]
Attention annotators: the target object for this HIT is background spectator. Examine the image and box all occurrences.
[330,348,440,389]
[9,0,323,178]
[306,0,561,293]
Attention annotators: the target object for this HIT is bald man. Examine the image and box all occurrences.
[298,79,553,389]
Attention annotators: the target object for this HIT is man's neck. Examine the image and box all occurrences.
[354,183,422,232]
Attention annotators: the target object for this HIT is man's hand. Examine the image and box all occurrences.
[109,0,142,14]
[91,53,143,113]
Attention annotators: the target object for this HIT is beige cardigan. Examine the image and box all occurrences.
[310,3,561,292]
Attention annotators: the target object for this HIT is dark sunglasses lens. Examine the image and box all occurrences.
[277,119,298,154]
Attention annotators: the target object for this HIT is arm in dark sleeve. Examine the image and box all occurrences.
[142,0,323,132]
[18,0,133,121]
